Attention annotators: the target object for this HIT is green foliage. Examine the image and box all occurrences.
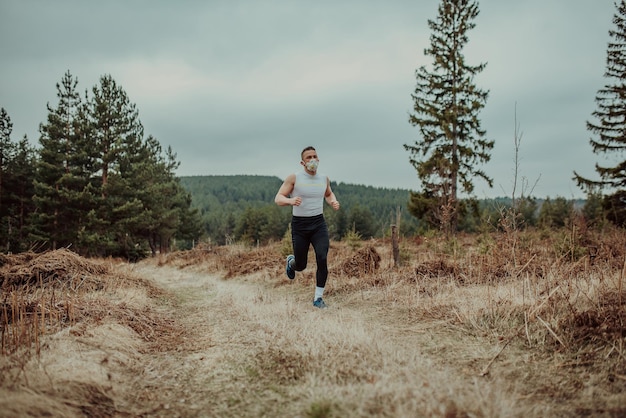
[516,197,539,228]
[574,0,626,191]
[476,231,495,255]
[582,189,608,228]
[342,225,362,251]
[180,175,282,207]
[409,192,483,233]
[180,175,286,245]
[30,71,87,251]
[305,401,334,418]
[442,235,462,257]
[234,205,290,246]
[479,197,538,232]
[24,71,202,259]
[404,0,493,232]
[397,242,413,266]
[538,197,574,229]
[346,204,377,239]
[551,226,587,262]
[602,190,626,227]
[0,108,37,252]
[456,198,481,233]
[328,182,420,238]
[180,176,421,244]
[407,190,438,230]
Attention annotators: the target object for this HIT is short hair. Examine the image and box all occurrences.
[301,146,316,159]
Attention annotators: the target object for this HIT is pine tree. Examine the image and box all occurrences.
[79,74,145,257]
[0,109,37,252]
[174,189,204,250]
[0,108,17,251]
[404,0,493,233]
[235,206,264,245]
[574,1,626,193]
[86,74,144,192]
[8,137,36,252]
[80,75,201,257]
[0,108,14,230]
[127,137,189,256]
[32,71,87,250]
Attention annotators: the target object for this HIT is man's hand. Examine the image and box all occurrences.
[330,200,340,211]
[291,196,302,206]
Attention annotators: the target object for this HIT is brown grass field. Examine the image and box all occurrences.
[0,227,625,417]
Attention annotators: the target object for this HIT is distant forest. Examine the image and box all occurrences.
[179,175,420,245]
[179,175,590,246]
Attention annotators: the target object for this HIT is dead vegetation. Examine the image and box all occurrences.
[0,226,625,417]
[0,249,178,355]
[157,228,626,393]
[339,245,381,277]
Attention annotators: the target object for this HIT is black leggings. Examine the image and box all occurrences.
[291,214,329,288]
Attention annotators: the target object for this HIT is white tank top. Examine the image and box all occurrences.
[292,171,327,217]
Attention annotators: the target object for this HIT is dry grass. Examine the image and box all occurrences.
[0,227,625,417]
[157,228,625,415]
[0,249,176,357]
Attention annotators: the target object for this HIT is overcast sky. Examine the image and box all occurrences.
[0,0,616,199]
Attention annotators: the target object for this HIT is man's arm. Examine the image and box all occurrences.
[275,174,301,206]
[325,177,340,211]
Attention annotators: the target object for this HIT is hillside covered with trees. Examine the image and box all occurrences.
[179,175,592,247]
[179,175,422,246]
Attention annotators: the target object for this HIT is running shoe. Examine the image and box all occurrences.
[313,298,327,309]
[286,254,295,280]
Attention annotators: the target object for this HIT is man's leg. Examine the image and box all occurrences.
[291,218,310,272]
[310,219,330,293]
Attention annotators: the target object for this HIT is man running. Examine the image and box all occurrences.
[274,146,340,308]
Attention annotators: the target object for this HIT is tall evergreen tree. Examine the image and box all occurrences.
[0,108,17,251]
[0,109,37,252]
[0,107,14,228]
[31,71,87,250]
[86,74,144,194]
[8,136,36,252]
[126,137,200,256]
[404,0,492,233]
[80,74,145,257]
[574,1,626,194]
[174,189,204,250]
[79,74,202,258]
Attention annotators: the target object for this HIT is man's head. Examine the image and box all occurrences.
[301,146,319,173]
[301,146,316,160]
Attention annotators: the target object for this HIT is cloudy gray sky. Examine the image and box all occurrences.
[0,0,616,199]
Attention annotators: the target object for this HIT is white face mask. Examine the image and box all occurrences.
[305,159,319,172]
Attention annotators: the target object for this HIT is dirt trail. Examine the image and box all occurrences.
[5,256,616,417]
[105,262,530,418]
[3,242,625,417]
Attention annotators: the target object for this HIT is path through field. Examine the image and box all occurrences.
[110,262,530,418]
[3,242,625,417]
[5,255,622,418]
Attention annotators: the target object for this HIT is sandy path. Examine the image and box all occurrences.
[1,260,570,417]
[3,250,624,417]
[117,263,529,418]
